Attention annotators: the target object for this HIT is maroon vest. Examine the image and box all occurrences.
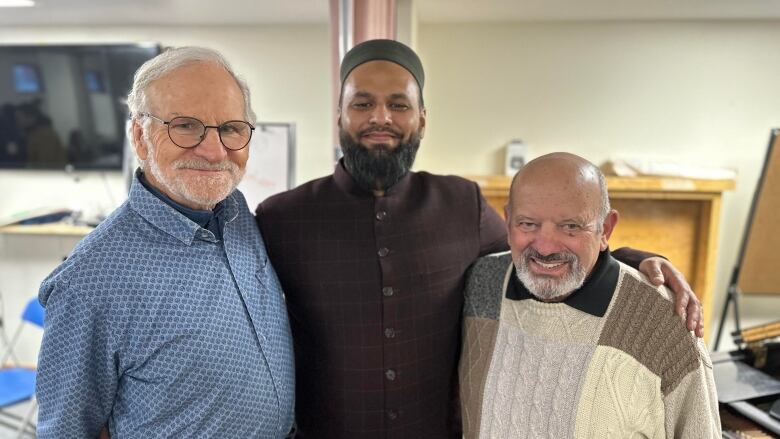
[257,162,507,439]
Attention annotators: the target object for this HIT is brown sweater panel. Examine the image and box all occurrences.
[598,273,700,396]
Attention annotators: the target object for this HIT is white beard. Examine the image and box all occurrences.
[514,247,588,301]
[144,137,245,210]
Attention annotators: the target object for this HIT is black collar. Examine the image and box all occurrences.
[505,249,620,317]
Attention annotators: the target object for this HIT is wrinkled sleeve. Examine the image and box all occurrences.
[476,183,509,256]
[36,277,118,439]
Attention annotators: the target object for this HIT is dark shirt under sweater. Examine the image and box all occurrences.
[256,160,648,439]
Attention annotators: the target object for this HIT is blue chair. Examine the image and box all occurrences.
[0,298,45,438]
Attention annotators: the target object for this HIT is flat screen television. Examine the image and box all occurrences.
[0,44,160,170]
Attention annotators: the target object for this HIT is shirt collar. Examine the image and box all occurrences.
[333,158,414,198]
[505,249,620,317]
[128,169,240,245]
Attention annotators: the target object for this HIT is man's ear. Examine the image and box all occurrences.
[504,205,512,245]
[418,106,427,139]
[132,120,149,162]
[600,209,619,251]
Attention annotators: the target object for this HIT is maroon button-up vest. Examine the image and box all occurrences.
[257,162,507,438]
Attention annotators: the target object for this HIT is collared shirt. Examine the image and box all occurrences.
[36,175,295,438]
[256,161,508,439]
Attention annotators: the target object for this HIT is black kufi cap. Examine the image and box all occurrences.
[340,39,424,90]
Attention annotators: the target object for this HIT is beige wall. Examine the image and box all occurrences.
[416,21,780,348]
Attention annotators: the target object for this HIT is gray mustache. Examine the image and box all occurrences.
[523,247,577,263]
[172,159,237,172]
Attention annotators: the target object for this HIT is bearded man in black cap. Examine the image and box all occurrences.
[255,39,703,438]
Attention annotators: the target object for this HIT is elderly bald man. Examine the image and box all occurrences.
[459,153,720,438]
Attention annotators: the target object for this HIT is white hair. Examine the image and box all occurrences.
[126,46,256,164]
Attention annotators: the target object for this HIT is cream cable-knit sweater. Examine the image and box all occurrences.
[459,252,720,439]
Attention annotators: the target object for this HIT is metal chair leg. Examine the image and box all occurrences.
[14,398,37,439]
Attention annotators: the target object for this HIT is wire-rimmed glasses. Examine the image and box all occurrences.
[141,113,254,151]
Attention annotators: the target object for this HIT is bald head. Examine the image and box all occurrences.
[505,153,618,301]
[508,152,610,230]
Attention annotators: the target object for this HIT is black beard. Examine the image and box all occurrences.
[339,128,420,193]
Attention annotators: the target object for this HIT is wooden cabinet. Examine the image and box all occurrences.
[469,175,735,340]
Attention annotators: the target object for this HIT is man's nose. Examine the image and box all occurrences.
[369,105,391,125]
[193,127,228,161]
[532,224,563,256]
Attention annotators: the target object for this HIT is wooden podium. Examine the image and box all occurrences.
[469,175,735,340]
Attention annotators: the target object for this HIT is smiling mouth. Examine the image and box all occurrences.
[528,257,572,274]
[533,259,567,269]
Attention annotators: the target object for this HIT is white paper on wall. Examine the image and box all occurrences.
[237,122,296,209]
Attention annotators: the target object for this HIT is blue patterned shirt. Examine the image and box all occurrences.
[36,176,295,438]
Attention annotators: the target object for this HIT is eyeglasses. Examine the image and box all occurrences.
[141,113,255,151]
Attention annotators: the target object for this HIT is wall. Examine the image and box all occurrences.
[0,233,82,364]
[416,21,780,349]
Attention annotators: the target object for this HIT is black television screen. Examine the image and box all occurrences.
[0,44,160,170]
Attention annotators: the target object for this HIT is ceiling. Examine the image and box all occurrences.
[2,0,780,26]
[419,0,780,21]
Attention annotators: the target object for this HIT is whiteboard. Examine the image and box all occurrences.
[237,122,296,209]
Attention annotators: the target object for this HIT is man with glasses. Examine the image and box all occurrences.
[36,46,294,438]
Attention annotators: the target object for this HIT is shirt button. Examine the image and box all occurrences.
[385,369,396,381]
[375,210,387,221]
[382,287,394,297]
[378,247,390,257]
[384,328,395,338]
[387,409,398,420]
